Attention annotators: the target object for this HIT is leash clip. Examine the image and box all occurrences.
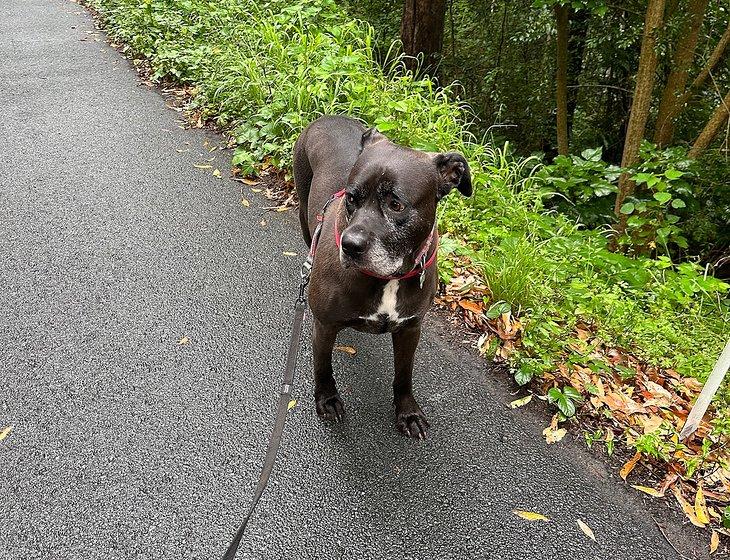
[418,252,428,289]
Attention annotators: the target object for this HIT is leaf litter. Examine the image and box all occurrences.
[435,256,730,541]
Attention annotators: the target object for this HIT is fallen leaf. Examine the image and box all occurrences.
[577,519,595,541]
[513,510,549,522]
[671,485,706,528]
[276,207,289,212]
[639,414,664,434]
[251,188,262,193]
[178,336,190,345]
[510,395,533,408]
[282,251,297,257]
[543,426,567,444]
[193,163,212,169]
[711,531,719,554]
[631,485,664,498]
[334,345,357,356]
[241,198,250,207]
[260,219,267,226]
[212,169,222,179]
[695,484,710,525]
[240,178,259,185]
[287,399,297,411]
[458,300,483,314]
[620,451,641,480]
[0,427,12,442]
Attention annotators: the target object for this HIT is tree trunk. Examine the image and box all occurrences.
[567,9,589,141]
[555,4,570,156]
[689,89,730,158]
[670,21,730,124]
[653,0,709,147]
[400,0,447,72]
[613,0,666,240]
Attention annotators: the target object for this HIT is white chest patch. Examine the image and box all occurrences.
[363,279,411,324]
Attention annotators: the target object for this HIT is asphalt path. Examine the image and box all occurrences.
[0,1,711,559]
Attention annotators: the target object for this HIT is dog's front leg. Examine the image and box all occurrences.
[392,322,429,439]
[312,318,345,421]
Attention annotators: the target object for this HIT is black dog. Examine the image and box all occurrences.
[293,115,471,438]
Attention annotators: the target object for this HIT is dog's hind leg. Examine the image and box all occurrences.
[293,133,313,247]
[312,318,345,421]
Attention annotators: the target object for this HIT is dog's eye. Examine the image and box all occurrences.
[388,198,405,212]
[346,193,356,206]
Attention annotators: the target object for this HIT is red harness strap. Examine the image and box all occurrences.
[324,189,439,282]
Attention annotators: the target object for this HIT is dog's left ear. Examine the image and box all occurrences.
[361,127,387,148]
[433,152,472,200]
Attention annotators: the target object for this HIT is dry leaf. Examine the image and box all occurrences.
[0,427,12,442]
[671,485,706,528]
[620,451,641,480]
[282,251,297,257]
[276,207,289,212]
[287,399,297,411]
[543,426,567,444]
[193,163,212,169]
[458,300,483,314]
[695,484,710,525]
[710,531,719,554]
[577,519,596,541]
[212,169,222,179]
[513,510,549,522]
[510,395,533,408]
[240,178,259,185]
[335,345,357,356]
[251,188,263,193]
[639,414,664,434]
[178,336,190,345]
[241,198,250,207]
[631,485,664,498]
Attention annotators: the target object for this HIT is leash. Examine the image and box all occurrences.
[220,193,339,560]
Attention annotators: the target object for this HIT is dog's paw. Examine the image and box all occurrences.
[315,393,345,422]
[395,400,430,440]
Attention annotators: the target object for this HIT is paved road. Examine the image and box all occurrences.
[0,1,711,559]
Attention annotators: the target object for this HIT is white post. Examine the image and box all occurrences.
[679,339,730,440]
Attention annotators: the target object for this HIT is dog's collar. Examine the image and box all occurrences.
[328,189,438,283]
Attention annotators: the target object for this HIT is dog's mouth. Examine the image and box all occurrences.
[338,248,405,278]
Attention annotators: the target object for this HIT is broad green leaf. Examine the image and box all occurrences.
[486,300,511,319]
[515,367,533,386]
[664,169,683,180]
[671,198,686,208]
[653,192,671,204]
[620,202,635,215]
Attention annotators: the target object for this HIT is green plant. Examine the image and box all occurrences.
[547,385,582,417]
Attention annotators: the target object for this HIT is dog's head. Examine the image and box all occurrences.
[338,128,472,277]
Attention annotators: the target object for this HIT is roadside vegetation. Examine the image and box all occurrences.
[86,0,729,544]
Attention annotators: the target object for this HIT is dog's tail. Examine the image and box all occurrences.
[293,129,313,247]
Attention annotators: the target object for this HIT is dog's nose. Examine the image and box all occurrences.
[341,229,369,257]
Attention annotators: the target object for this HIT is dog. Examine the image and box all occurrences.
[293,115,471,438]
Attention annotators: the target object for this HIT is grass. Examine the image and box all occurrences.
[86,0,730,505]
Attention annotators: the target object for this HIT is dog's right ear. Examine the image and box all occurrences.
[361,127,387,148]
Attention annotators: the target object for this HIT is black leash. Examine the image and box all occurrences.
[221,194,338,560]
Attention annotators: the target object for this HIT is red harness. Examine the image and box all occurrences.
[315,189,438,283]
